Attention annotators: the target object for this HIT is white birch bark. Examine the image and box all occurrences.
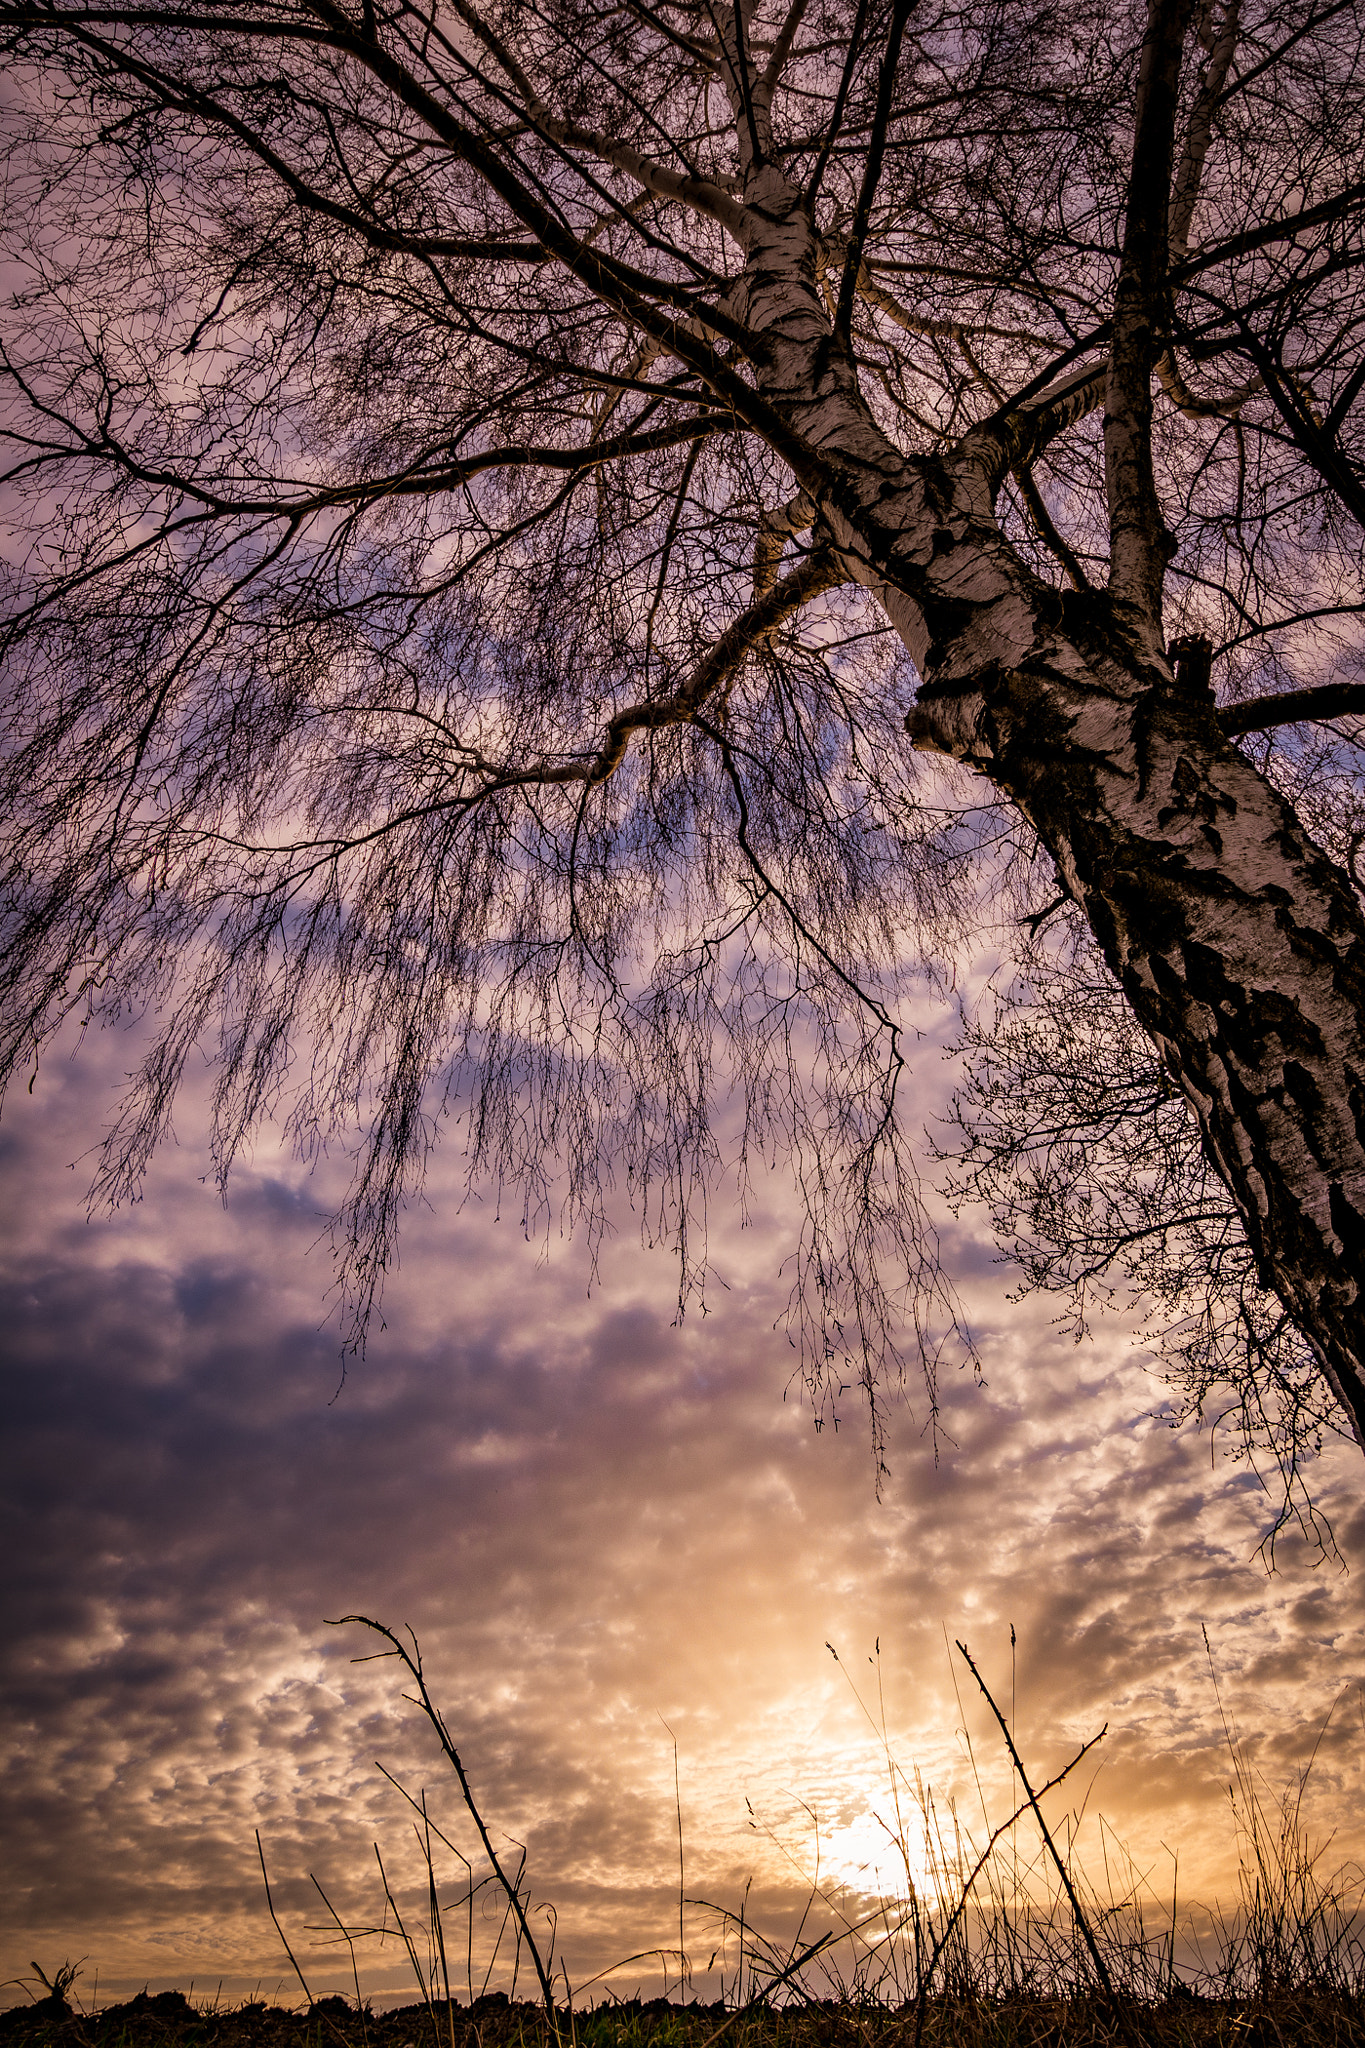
[722,153,1365,1444]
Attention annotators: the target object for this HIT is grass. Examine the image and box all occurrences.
[5,1622,1362,2047]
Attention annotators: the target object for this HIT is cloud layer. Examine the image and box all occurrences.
[3,1028,1364,2008]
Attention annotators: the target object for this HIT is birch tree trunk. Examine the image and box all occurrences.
[731,158,1365,1443]
[910,603,1365,1451]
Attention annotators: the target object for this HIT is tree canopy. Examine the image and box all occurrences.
[2,0,1363,1489]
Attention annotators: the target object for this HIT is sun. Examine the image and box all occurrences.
[815,1807,942,1903]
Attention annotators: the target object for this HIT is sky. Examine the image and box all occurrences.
[3,1016,1365,2013]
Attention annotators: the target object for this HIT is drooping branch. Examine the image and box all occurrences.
[25,413,736,523]
[3,0,1364,1457]
[221,549,846,869]
[578,548,844,785]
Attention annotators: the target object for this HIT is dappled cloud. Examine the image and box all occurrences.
[2,1027,1364,2007]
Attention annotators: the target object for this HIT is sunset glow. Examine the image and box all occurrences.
[3,1020,1363,2009]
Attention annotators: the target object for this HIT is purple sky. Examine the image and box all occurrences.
[3,1019,1364,2010]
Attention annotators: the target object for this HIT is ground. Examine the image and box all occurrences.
[3,1983,1362,2048]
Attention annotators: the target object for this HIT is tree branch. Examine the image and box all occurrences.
[582,549,845,785]
[1221,684,1365,737]
[67,414,736,523]
[361,0,748,242]
[960,360,1109,489]
[805,0,872,206]
[752,489,815,599]
[1012,465,1091,590]
[962,177,1365,481]
[1105,0,1196,625]
[1169,0,1240,260]
[1229,320,1365,531]
[760,0,810,92]
[210,550,846,874]
[833,0,917,342]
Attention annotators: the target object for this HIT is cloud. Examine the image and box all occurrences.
[2,1027,1364,2007]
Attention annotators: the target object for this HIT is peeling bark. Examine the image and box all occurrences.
[727,154,1365,1446]
[907,626,1365,1450]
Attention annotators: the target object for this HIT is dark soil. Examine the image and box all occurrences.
[2,1987,1363,2048]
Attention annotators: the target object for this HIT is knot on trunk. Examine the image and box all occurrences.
[1165,633,1215,701]
[904,681,992,765]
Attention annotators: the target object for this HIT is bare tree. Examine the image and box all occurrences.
[1,0,1363,1464]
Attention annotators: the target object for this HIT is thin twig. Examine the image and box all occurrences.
[333,1619,561,2038]
[310,1874,370,2047]
[955,1643,1145,2047]
[257,1843,319,2015]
